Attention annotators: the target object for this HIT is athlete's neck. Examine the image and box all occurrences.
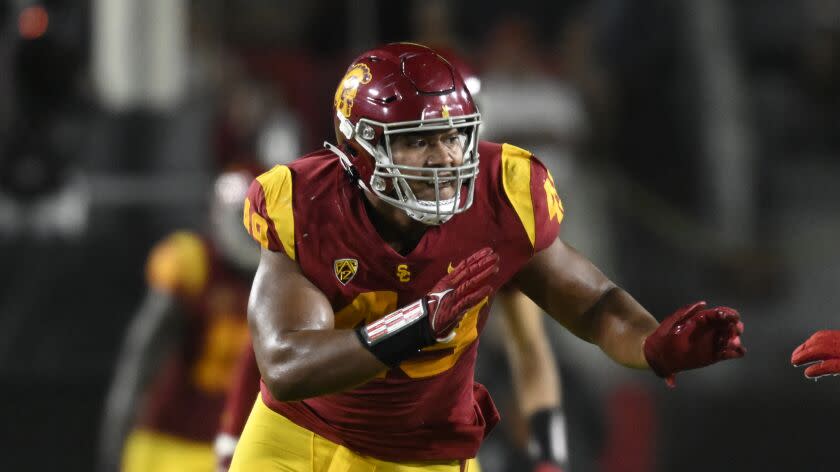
[362,191,427,256]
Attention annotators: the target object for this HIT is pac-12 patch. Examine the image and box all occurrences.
[334,258,359,285]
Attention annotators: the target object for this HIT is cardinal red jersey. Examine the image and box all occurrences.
[243,141,563,461]
[137,232,252,443]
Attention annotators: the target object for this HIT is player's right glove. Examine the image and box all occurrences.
[356,247,499,367]
[643,301,745,387]
[791,330,840,379]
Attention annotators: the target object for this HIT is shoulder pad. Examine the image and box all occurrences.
[500,144,563,251]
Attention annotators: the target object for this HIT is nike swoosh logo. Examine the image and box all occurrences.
[447,262,454,274]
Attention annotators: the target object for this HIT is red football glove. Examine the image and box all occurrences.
[643,301,745,387]
[426,246,499,341]
[357,247,499,366]
[791,330,840,379]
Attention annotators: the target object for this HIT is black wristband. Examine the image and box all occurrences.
[355,298,436,367]
[529,408,568,466]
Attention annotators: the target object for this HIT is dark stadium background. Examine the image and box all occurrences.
[1,1,838,471]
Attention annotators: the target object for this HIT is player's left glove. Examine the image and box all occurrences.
[643,301,745,387]
[791,330,840,379]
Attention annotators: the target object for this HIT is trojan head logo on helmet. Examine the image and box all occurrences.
[335,63,372,118]
[329,42,482,225]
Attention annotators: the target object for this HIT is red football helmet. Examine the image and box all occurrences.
[330,42,482,225]
[433,47,482,98]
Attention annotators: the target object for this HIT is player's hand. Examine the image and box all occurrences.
[643,301,745,387]
[791,330,840,379]
[357,247,498,366]
[426,247,499,341]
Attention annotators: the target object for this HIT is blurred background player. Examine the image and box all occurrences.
[97,167,260,472]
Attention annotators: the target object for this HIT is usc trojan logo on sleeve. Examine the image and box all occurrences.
[335,63,372,118]
[334,258,359,285]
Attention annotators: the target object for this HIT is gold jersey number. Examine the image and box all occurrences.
[334,291,487,378]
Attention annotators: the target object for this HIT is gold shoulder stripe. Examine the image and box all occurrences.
[501,143,536,247]
[256,165,296,260]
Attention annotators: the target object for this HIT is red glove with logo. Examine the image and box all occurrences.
[425,247,499,341]
[357,247,499,366]
[791,330,840,379]
[643,301,745,387]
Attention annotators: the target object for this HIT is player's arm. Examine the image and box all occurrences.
[497,289,568,471]
[514,239,654,368]
[97,290,183,472]
[514,238,745,385]
[249,248,384,401]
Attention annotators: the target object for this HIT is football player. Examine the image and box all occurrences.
[231,43,746,471]
[97,168,258,472]
[792,330,840,379]
[213,47,570,472]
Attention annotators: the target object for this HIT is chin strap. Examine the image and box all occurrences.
[324,141,371,193]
